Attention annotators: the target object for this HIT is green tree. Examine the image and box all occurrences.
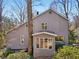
[53,46,79,59]
[69,30,77,44]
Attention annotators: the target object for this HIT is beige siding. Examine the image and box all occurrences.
[7,24,28,49]
[33,11,68,44]
[7,10,68,51]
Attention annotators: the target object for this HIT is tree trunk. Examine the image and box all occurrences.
[27,0,33,56]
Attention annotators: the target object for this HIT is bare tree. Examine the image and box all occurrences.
[0,0,3,32]
[10,0,43,24]
[10,0,27,24]
[73,0,79,28]
[0,0,7,49]
[51,0,73,19]
[75,0,79,15]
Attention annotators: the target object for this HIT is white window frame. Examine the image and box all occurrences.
[36,37,53,49]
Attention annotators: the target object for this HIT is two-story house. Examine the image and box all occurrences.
[6,9,69,58]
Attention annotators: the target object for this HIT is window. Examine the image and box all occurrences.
[55,36,64,41]
[40,39,43,48]
[42,23,44,29]
[20,35,25,45]
[44,38,48,48]
[41,23,47,30]
[36,38,39,48]
[49,39,52,49]
[36,38,52,49]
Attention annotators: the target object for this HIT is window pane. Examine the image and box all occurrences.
[41,23,44,29]
[49,39,52,49]
[36,38,39,48]
[40,39,43,48]
[55,37,59,41]
[44,38,48,48]
[60,36,64,41]
[55,36,64,41]
[45,23,47,29]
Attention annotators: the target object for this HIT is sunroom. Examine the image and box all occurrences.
[32,32,57,57]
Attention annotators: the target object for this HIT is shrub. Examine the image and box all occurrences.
[3,48,14,57]
[0,49,5,57]
[75,39,79,43]
[53,46,79,59]
[7,51,28,59]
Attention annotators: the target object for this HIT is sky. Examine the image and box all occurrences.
[32,0,53,13]
[3,0,53,17]
[3,0,78,21]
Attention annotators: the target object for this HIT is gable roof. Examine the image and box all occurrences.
[7,9,68,34]
[33,9,68,21]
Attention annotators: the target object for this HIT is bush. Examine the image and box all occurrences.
[0,49,5,57]
[3,48,14,57]
[0,49,7,59]
[7,51,28,59]
[53,46,79,59]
